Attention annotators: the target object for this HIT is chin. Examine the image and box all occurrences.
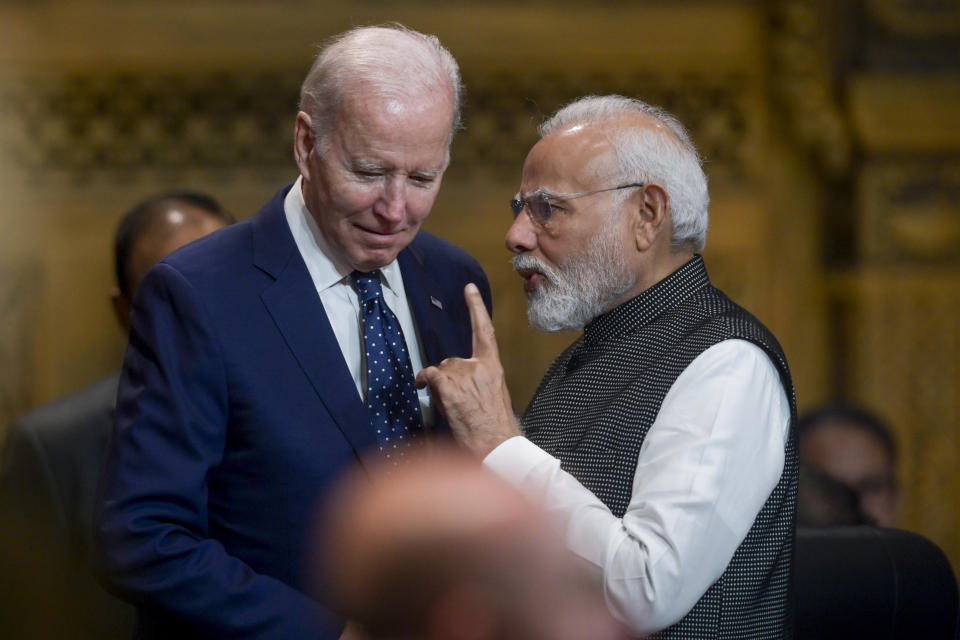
[351,249,401,272]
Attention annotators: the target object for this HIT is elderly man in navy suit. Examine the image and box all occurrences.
[94,25,490,640]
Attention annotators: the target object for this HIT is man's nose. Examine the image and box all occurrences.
[377,177,407,221]
[505,210,538,254]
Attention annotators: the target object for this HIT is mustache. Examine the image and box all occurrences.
[511,253,559,284]
[511,254,559,289]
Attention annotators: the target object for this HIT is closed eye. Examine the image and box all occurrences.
[409,173,438,187]
[545,199,567,212]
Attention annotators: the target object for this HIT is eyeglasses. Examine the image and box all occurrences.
[510,183,644,227]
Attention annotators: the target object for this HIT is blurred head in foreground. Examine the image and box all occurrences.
[319,451,625,640]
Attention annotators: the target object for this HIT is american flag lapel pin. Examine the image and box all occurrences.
[430,296,443,310]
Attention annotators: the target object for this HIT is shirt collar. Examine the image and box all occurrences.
[582,255,710,346]
[377,258,403,296]
[285,175,402,294]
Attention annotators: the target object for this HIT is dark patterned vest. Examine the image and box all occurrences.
[522,256,798,639]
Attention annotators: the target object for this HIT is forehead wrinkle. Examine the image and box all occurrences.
[353,159,384,171]
[521,186,561,200]
[351,155,446,174]
[339,128,449,176]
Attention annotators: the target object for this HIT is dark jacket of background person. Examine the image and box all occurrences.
[0,374,135,639]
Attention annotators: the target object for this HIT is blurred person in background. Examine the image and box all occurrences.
[320,449,626,640]
[0,191,231,639]
[798,403,900,528]
[795,464,872,527]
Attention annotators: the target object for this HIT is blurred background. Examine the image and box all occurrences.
[0,0,957,574]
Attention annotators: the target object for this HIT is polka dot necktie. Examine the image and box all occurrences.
[351,271,424,461]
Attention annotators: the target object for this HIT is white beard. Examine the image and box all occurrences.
[512,220,636,332]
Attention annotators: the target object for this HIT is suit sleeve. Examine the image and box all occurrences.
[93,263,337,639]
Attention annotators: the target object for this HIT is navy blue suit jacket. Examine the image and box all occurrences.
[94,185,491,639]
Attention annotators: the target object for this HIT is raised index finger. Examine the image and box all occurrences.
[464,283,497,360]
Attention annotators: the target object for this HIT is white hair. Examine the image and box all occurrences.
[539,95,709,252]
[299,24,463,151]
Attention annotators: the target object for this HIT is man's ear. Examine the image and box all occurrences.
[293,111,316,180]
[632,183,670,252]
[110,288,132,334]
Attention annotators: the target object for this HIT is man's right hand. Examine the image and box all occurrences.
[415,283,521,458]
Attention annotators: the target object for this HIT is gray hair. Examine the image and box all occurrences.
[299,24,463,152]
[540,95,709,252]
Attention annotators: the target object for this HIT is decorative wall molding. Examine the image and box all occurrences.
[769,0,853,177]
[459,69,748,177]
[0,71,302,175]
[867,0,960,37]
[0,69,749,181]
[859,160,960,265]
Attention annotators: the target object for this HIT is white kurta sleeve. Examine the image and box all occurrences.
[483,339,790,635]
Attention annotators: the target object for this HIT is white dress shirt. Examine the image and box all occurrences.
[483,339,790,635]
[283,177,433,424]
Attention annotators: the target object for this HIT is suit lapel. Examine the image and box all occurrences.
[252,189,378,465]
[398,242,460,368]
[398,242,462,437]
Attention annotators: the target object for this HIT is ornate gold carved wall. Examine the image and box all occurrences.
[1,0,957,573]
[836,0,960,575]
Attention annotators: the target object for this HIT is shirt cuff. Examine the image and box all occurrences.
[482,435,555,488]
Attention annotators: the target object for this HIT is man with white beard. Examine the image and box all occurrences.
[417,95,798,638]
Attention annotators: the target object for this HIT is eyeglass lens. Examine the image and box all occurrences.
[510,194,553,226]
[511,184,644,227]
